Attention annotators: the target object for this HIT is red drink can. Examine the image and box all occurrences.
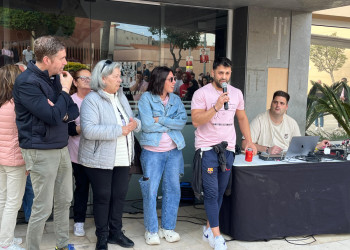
[245,148,253,162]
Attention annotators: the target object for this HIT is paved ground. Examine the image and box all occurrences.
[14,204,350,250]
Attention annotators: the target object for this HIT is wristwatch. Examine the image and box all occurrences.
[266,147,270,153]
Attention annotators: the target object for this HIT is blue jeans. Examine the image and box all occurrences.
[22,174,34,222]
[139,148,184,233]
[202,149,234,228]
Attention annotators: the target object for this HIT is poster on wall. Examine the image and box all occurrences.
[186,56,193,72]
[200,48,210,63]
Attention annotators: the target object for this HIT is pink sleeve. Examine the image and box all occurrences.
[237,89,245,110]
[191,89,206,110]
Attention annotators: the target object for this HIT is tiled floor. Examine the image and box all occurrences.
[14,204,350,250]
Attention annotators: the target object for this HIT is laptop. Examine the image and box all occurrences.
[285,136,320,158]
[259,136,320,160]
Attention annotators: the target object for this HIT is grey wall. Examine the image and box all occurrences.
[287,11,312,135]
[233,6,311,139]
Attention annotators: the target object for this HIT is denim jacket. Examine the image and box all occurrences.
[138,92,187,150]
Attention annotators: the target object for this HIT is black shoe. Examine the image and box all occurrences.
[108,231,134,248]
[96,235,108,250]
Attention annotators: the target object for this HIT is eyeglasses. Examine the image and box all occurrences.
[175,71,181,73]
[167,77,175,82]
[101,59,112,73]
[77,76,91,82]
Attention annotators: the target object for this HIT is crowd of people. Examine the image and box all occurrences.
[0,34,333,250]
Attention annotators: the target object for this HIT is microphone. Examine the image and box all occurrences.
[222,82,228,110]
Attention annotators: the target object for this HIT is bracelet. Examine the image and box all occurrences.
[266,147,270,153]
[213,106,218,112]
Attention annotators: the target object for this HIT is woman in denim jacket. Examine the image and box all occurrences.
[138,66,188,245]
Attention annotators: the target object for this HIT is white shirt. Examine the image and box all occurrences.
[249,110,301,150]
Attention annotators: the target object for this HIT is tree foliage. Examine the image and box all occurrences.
[0,7,75,39]
[149,27,200,70]
[310,33,347,83]
[306,80,350,136]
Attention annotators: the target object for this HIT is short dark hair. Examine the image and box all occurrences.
[147,66,172,96]
[213,57,232,70]
[273,90,290,103]
[34,36,65,62]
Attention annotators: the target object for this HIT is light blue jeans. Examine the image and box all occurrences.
[139,148,184,233]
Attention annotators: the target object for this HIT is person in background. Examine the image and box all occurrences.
[179,72,191,98]
[0,65,26,250]
[191,72,199,87]
[22,46,34,65]
[79,59,141,250]
[138,66,187,245]
[198,73,204,88]
[11,42,19,63]
[202,76,209,86]
[142,64,150,79]
[1,45,13,58]
[67,69,92,237]
[191,57,257,250]
[130,71,148,101]
[173,67,183,95]
[13,36,79,250]
[340,77,348,102]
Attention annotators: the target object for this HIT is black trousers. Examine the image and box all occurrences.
[72,162,90,222]
[84,166,130,237]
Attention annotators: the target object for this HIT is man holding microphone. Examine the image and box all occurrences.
[191,57,257,250]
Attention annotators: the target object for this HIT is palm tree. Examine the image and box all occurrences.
[306,81,350,136]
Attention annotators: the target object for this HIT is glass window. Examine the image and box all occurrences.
[1,0,228,190]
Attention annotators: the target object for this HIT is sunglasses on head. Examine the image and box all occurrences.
[101,60,112,73]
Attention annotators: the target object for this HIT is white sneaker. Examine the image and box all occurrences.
[214,235,227,250]
[202,226,214,248]
[74,222,85,237]
[158,227,180,243]
[0,243,25,250]
[144,231,160,245]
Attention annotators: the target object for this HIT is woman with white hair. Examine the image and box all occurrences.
[78,60,141,250]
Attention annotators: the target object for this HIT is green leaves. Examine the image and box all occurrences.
[307,81,350,136]
[0,7,75,39]
[149,26,201,69]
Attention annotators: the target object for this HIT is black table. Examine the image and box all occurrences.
[219,160,350,241]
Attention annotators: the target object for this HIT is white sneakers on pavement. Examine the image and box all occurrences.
[145,231,160,245]
[214,235,227,250]
[158,228,180,243]
[202,226,215,248]
[74,222,85,237]
[145,228,181,245]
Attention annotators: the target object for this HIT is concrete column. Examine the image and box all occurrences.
[287,11,312,135]
[232,6,312,143]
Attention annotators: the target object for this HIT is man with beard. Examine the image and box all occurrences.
[242,90,328,154]
[191,57,257,250]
